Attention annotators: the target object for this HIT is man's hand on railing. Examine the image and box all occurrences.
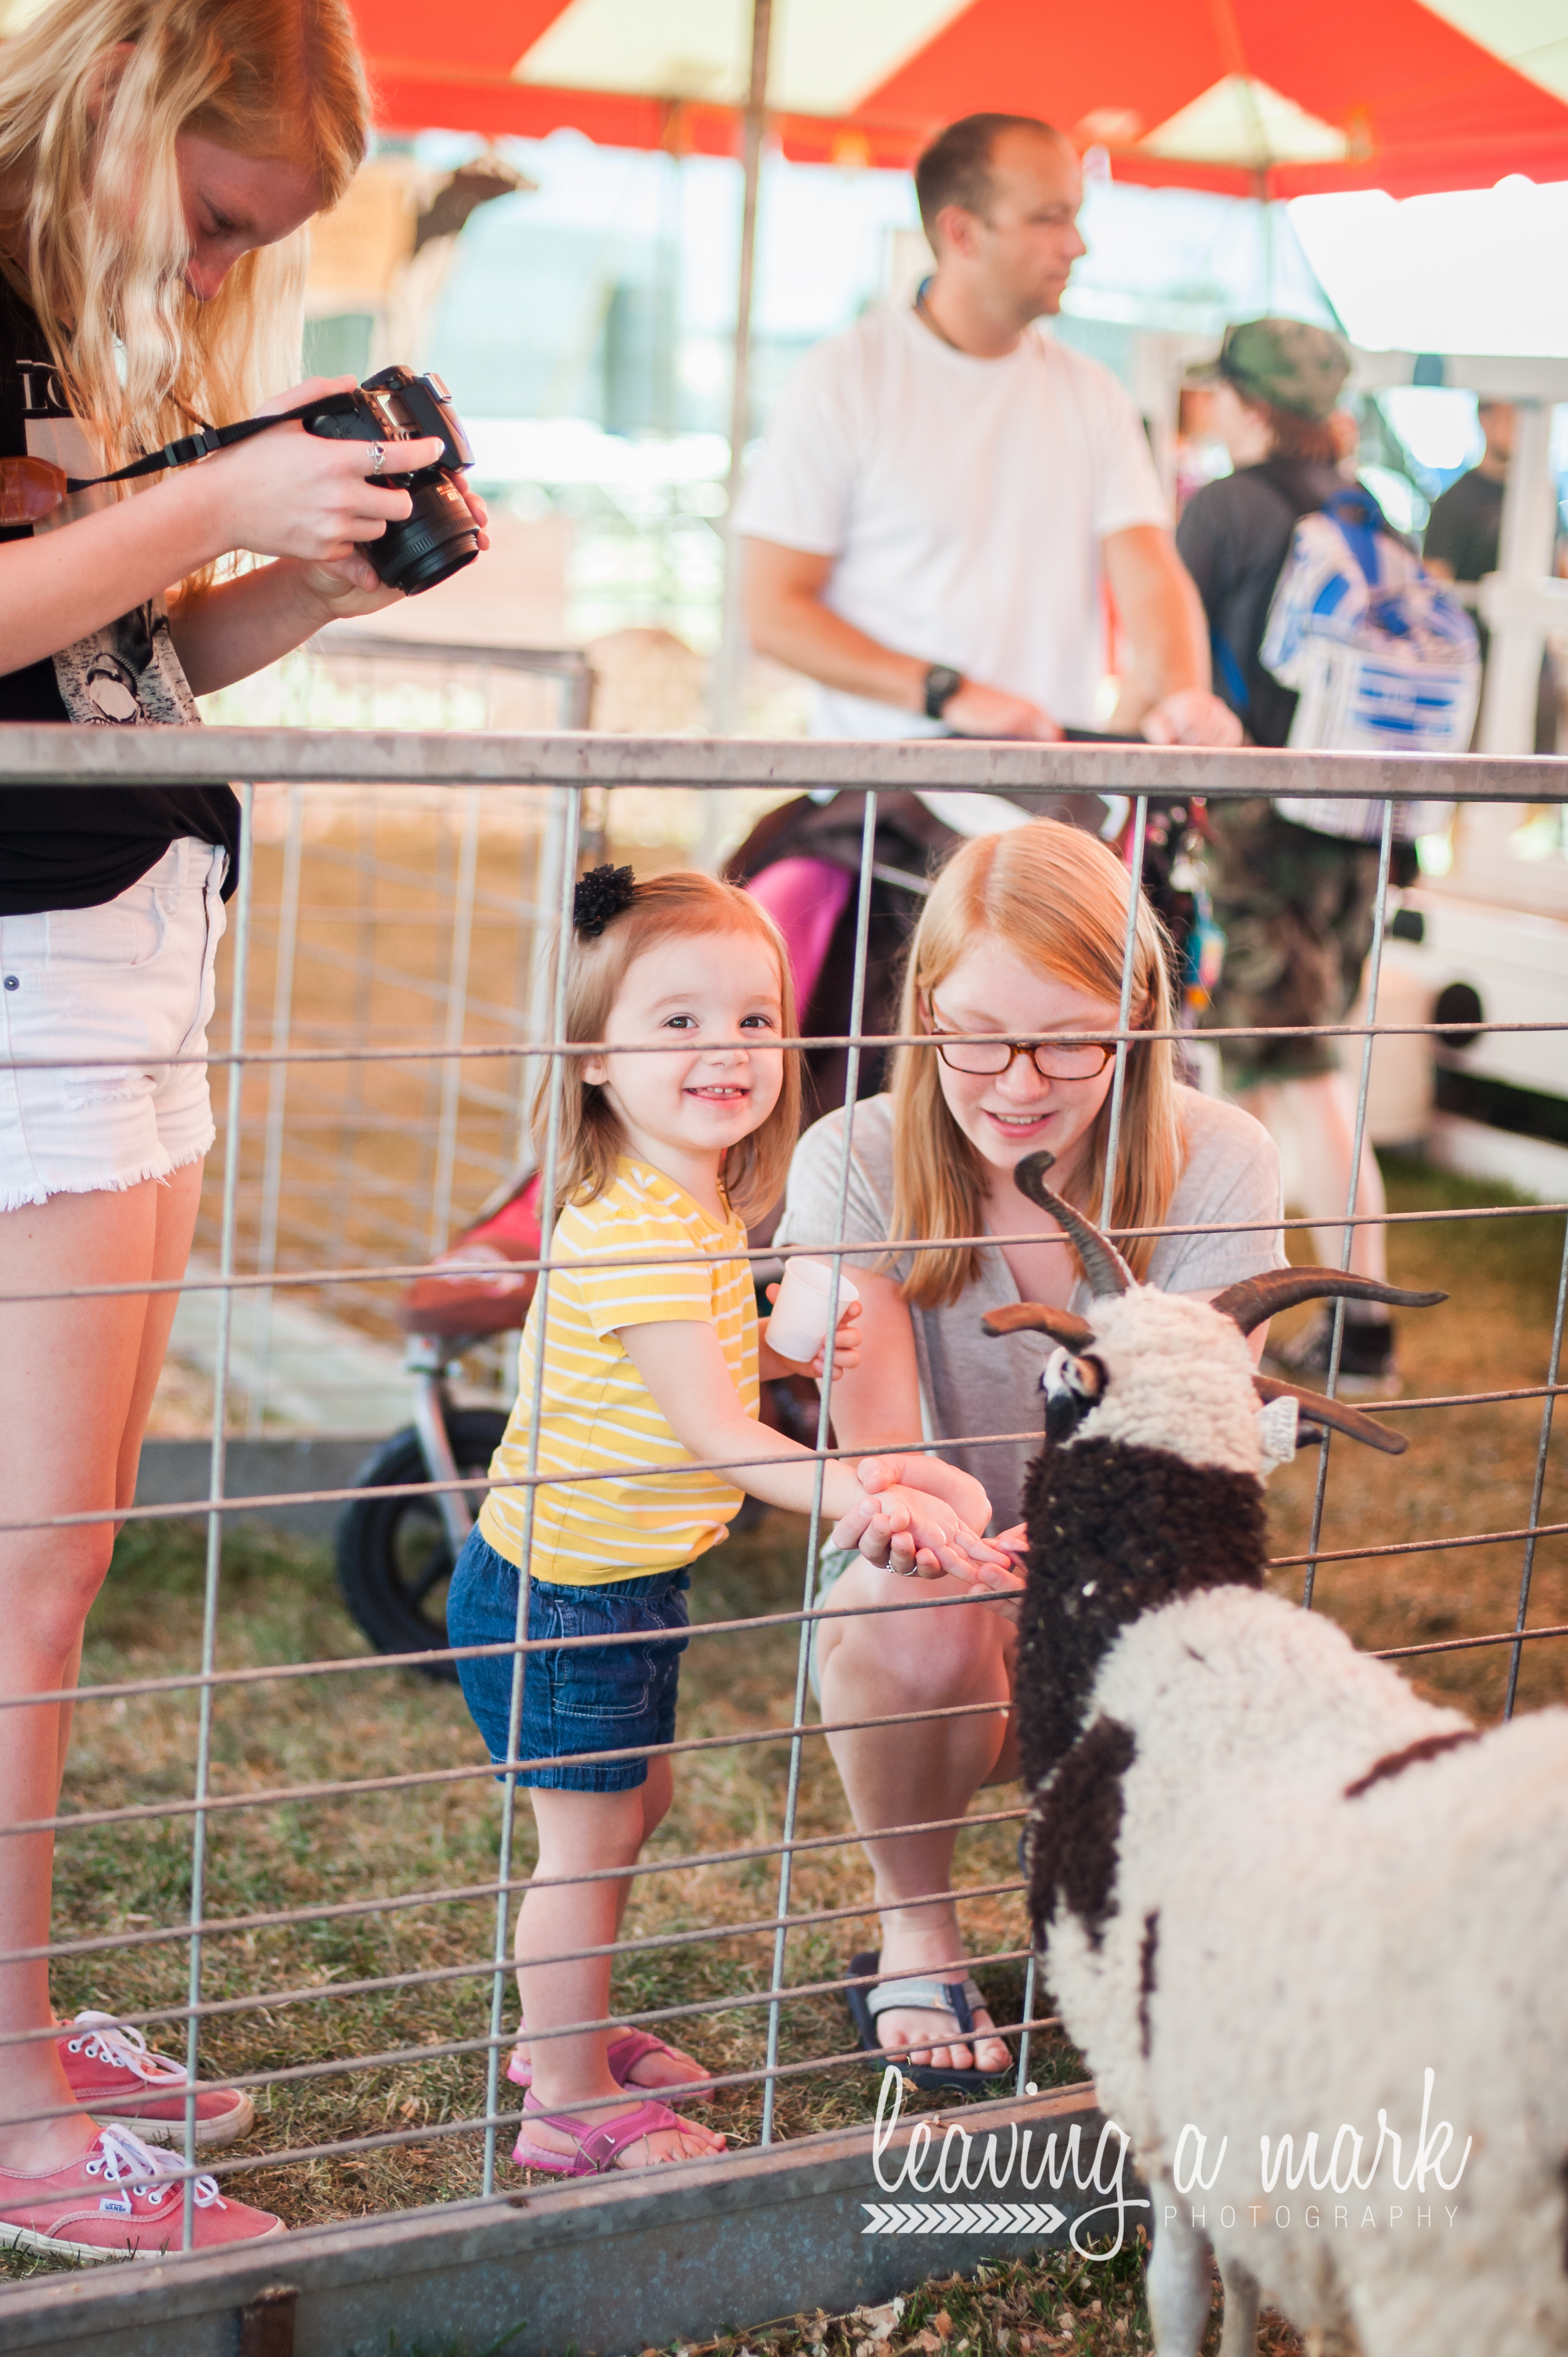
[939,679,1063,739]
[1139,686,1243,747]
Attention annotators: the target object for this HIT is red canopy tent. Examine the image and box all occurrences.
[355,0,1568,200]
[342,0,1568,731]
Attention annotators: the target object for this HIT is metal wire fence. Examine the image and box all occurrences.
[193,635,595,1427]
[1,731,1565,2275]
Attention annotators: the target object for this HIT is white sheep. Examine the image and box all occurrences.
[990,1151,1568,2357]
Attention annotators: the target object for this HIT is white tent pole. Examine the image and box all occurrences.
[1477,400,1556,755]
[710,0,772,747]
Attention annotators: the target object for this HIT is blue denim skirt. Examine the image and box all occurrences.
[447,1527,690,1792]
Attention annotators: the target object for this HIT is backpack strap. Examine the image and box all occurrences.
[1210,629,1250,713]
[1318,483,1394,589]
[1207,461,1332,735]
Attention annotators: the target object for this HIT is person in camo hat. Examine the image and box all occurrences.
[1176,318,1408,1399]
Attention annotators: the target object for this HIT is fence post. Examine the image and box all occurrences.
[184,787,256,2242]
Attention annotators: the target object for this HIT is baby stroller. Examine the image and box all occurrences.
[335,1172,543,1681]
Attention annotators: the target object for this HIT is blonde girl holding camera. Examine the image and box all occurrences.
[0,0,484,2258]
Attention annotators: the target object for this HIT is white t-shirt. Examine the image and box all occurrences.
[735,304,1171,737]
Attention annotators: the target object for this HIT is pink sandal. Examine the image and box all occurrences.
[507,2025,713,2107]
[511,2091,706,2178]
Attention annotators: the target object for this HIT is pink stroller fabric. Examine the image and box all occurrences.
[743,856,852,1018]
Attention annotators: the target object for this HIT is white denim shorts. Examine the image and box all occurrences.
[0,839,228,1213]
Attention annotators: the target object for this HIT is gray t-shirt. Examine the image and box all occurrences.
[776,1088,1286,1532]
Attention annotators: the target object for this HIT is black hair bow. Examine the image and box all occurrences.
[573,864,637,936]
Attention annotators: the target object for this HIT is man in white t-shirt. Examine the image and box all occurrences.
[738,113,1238,746]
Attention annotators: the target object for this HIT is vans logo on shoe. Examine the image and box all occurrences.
[98,2192,134,2216]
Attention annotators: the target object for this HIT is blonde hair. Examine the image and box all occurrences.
[891,821,1182,1305]
[0,0,368,468]
[533,870,802,1229]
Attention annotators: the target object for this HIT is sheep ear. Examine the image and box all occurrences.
[1252,1373,1407,1456]
[983,1302,1095,1349]
[1213,1269,1446,1337]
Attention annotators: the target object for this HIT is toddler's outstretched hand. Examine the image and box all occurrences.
[832,1473,1014,1586]
[858,1451,991,1538]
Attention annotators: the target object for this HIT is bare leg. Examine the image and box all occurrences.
[509,1756,707,2096]
[1146,2185,1217,2357]
[816,1560,1015,2075]
[0,1166,201,2170]
[52,1161,201,1797]
[514,1778,722,2167]
[1239,1072,1388,1282]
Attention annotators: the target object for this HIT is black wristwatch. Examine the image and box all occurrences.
[923,663,964,721]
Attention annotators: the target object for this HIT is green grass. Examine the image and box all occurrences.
[9,1157,1561,2357]
[1265,1154,1567,1721]
[26,1503,1062,2264]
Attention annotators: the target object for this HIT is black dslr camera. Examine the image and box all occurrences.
[302,366,479,596]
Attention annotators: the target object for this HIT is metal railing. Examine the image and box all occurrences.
[1,729,1564,2281]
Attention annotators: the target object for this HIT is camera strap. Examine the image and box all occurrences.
[60,408,297,493]
[0,392,359,527]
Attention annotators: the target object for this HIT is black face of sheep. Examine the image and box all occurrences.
[983,1151,1446,1788]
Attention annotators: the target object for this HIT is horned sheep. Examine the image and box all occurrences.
[991,1151,1568,2357]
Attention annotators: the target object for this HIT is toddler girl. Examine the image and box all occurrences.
[447,866,1003,2178]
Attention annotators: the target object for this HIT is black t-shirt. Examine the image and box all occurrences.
[0,276,238,914]
[1175,456,1345,748]
[1422,463,1559,747]
[1422,466,1503,583]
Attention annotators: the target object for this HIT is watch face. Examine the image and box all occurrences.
[925,665,962,717]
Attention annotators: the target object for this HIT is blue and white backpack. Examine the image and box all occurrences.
[1260,483,1480,842]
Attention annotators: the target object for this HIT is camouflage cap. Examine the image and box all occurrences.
[1190,317,1351,421]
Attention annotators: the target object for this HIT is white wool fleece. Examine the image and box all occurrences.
[1039,1586,1568,2357]
[1072,1287,1266,1477]
[1045,1586,1463,2165]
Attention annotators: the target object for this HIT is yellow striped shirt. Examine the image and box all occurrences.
[478,1158,758,1585]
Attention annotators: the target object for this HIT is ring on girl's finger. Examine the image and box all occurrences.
[367,442,386,475]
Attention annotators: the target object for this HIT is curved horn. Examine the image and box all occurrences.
[1252,1373,1408,1457]
[1213,1269,1446,1337]
[982,1303,1095,1349]
[1013,1150,1133,1299]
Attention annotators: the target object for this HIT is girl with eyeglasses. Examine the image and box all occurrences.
[776,817,1287,2094]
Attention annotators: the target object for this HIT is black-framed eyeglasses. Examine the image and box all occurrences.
[922,996,1126,1082]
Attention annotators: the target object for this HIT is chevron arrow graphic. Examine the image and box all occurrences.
[862,2202,1067,2235]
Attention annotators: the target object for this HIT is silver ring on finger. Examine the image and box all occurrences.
[368,442,386,475]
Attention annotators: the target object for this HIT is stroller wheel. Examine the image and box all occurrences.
[335,1410,509,1680]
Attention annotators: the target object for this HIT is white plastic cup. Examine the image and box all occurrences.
[765,1256,860,1363]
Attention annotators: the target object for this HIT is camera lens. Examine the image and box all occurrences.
[372,474,480,596]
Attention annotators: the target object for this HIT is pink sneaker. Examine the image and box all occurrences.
[0,2123,284,2263]
[57,2012,255,2149]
